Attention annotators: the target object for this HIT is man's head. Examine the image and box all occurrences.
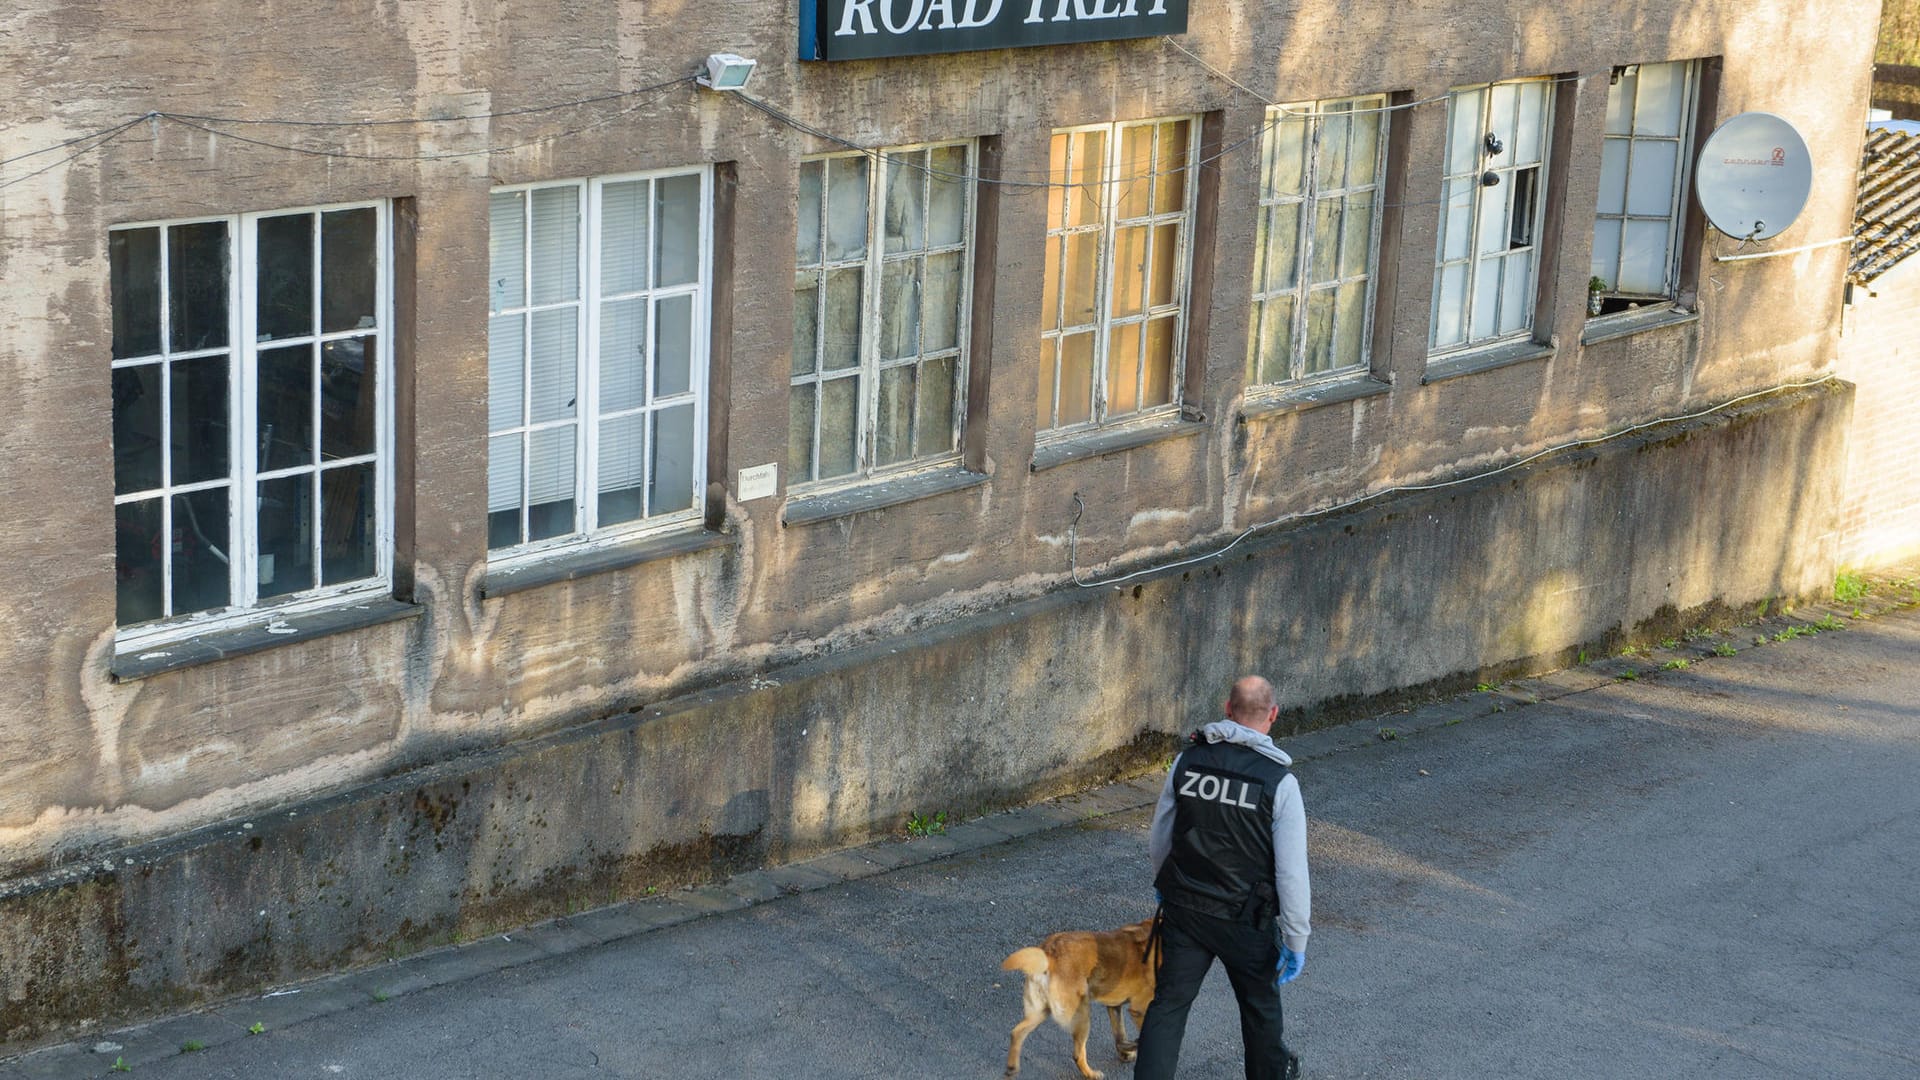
[1226,675,1279,733]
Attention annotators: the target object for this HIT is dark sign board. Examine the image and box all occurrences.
[801,0,1188,61]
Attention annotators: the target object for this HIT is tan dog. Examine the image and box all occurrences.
[1001,917,1158,1079]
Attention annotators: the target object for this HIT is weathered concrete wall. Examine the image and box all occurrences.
[1838,263,1920,567]
[0,381,1848,1045]
[0,0,1878,881]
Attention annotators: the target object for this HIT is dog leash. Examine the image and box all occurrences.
[1145,904,1166,967]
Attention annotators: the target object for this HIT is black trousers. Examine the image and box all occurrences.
[1134,904,1293,1080]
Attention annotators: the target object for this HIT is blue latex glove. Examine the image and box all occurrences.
[1275,946,1305,985]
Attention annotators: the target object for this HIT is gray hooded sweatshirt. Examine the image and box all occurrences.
[1148,719,1312,953]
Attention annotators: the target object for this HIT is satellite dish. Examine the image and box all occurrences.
[1694,112,1813,241]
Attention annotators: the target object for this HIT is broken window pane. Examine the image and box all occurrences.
[1070,131,1105,228]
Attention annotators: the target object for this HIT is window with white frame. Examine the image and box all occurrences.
[790,142,973,486]
[1038,117,1197,431]
[1591,61,1699,313]
[109,203,390,634]
[488,169,710,554]
[1249,96,1389,385]
[1431,77,1555,354]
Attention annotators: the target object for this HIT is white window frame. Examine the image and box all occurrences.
[1038,116,1199,435]
[1590,60,1700,310]
[791,140,976,490]
[1430,77,1556,357]
[486,166,714,565]
[1248,95,1390,387]
[110,201,395,650]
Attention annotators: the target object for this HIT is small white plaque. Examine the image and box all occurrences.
[738,462,779,502]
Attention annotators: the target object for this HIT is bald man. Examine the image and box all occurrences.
[1136,675,1310,1080]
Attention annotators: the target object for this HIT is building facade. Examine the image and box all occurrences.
[0,0,1878,1041]
[1840,126,1920,567]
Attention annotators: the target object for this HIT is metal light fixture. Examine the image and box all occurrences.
[697,53,757,90]
[1484,132,1505,156]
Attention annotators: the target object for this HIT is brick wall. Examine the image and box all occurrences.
[1839,261,1920,566]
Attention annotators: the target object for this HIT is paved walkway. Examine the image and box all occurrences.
[7,575,1920,1079]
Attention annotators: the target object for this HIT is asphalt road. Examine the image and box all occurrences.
[12,606,1920,1079]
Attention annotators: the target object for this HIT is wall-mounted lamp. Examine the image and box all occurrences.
[698,53,757,91]
[1480,170,1501,187]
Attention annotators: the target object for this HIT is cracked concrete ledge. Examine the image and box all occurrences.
[9,569,1917,1079]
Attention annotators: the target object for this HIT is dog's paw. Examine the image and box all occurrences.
[1003,1068,1019,1079]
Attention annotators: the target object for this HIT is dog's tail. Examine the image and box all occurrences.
[1001,946,1049,978]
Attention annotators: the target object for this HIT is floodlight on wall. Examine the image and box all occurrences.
[698,53,757,91]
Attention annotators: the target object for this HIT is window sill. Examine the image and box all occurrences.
[1240,373,1391,421]
[481,526,734,599]
[1422,338,1556,384]
[1580,304,1698,346]
[111,597,422,682]
[1031,416,1207,473]
[783,464,989,526]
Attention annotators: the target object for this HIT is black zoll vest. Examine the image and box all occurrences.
[1154,732,1289,924]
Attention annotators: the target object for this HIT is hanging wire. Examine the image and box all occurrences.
[0,117,146,193]
[159,75,698,128]
[1064,376,1841,589]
